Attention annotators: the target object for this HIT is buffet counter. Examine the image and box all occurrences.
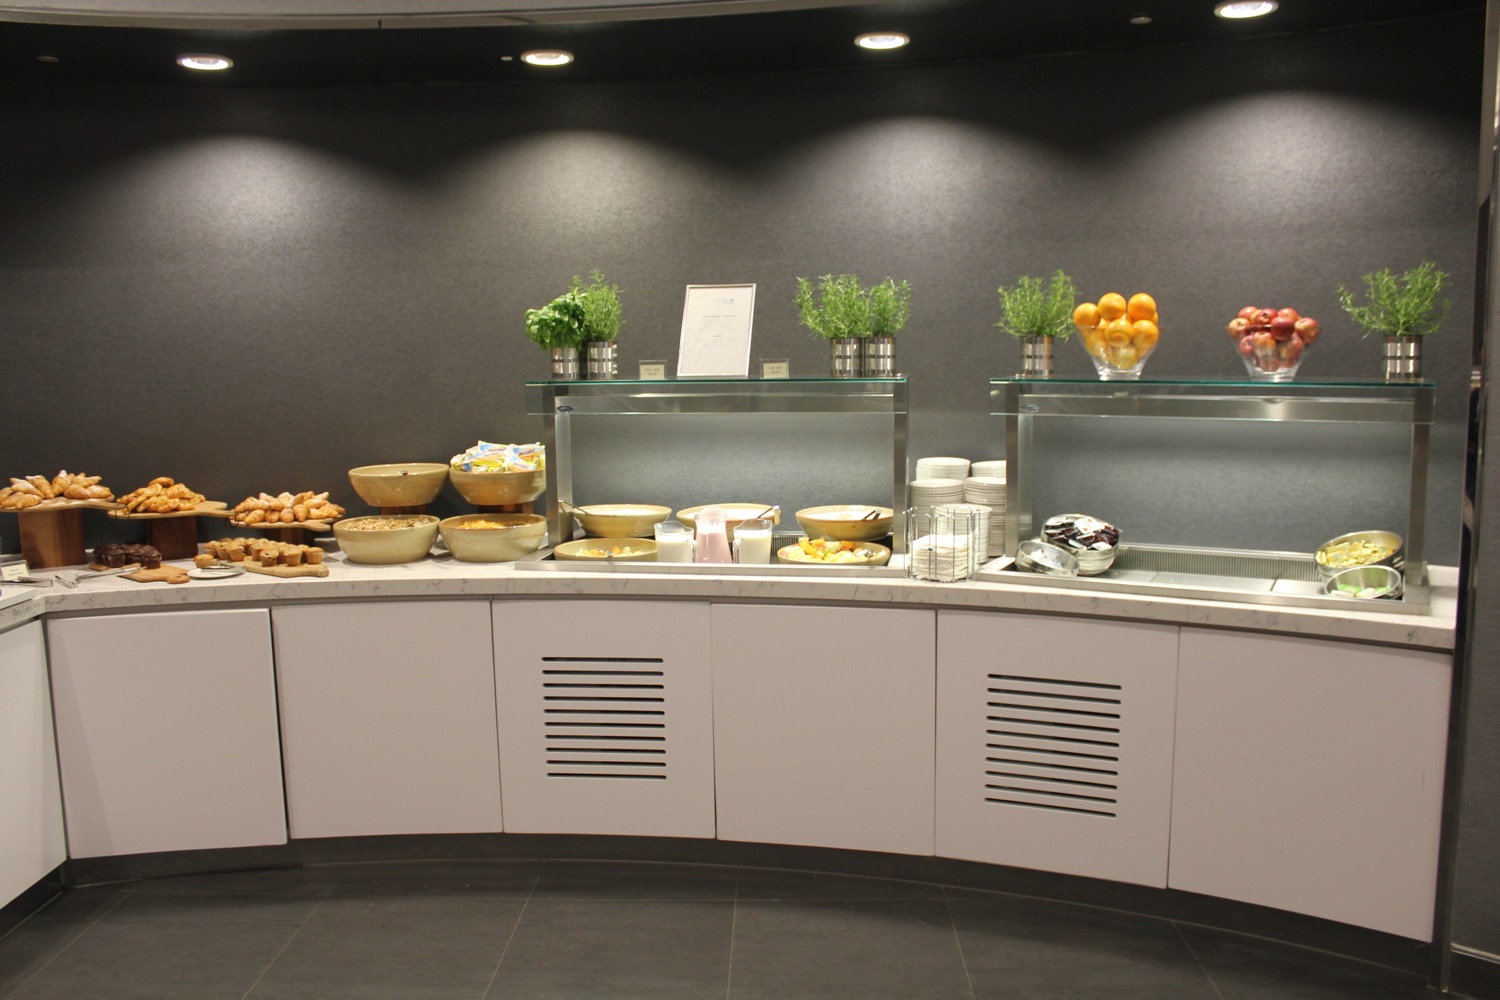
[3,553,1458,650]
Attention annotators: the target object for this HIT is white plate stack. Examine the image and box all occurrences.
[915,456,972,481]
[964,460,1007,556]
[908,478,966,510]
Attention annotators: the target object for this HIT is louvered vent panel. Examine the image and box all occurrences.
[541,657,668,781]
[983,673,1121,818]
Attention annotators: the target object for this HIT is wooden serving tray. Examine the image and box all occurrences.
[109,500,228,520]
[243,562,330,579]
[0,498,123,513]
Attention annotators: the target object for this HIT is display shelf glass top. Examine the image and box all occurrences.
[990,378,1434,423]
[527,377,907,415]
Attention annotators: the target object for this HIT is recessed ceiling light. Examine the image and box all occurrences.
[1130,14,1153,25]
[855,32,910,51]
[521,49,574,67]
[1214,1,1278,19]
[177,53,232,71]
[36,54,59,63]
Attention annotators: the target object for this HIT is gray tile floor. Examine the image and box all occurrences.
[0,859,1447,999]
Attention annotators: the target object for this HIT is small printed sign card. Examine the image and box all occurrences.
[677,283,756,378]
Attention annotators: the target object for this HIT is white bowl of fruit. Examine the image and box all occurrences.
[1227,306,1320,381]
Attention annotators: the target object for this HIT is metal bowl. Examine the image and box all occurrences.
[1323,564,1404,601]
[1314,530,1404,579]
[1015,539,1079,577]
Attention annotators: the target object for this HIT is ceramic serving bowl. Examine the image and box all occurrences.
[677,503,781,542]
[552,538,658,562]
[438,513,547,562]
[794,504,894,542]
[777,540,892,566]
[449,467,547,507]
[1314,529,1404,580]
[568,503,674,538]
[333,514,440,564]
[347,462,449,507]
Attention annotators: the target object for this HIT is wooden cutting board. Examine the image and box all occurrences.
[243,562,330,579]
[123,565,192,585]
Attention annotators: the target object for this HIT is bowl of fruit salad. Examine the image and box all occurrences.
[1227,306,1320,382]
[778,538,892,566]
[553,539,658,561]
[1074,292,1160,380]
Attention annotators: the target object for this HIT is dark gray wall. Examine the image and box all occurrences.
[0,12,1480,563]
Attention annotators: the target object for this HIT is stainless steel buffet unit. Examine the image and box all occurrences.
[525,377,909,551]
[990,378,1435,610]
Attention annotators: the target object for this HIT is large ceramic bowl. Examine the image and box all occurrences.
[676,503,781,542]
[1315,530,1404,580]
[438,513,547,562]
[449,467,547,507]
[552,538,658,562]
[332,514,440,565]
[347,463,449,507]
[569,503,674,538]
[794,504,894,542]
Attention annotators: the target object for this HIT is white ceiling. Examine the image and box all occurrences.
[0,0,869,28]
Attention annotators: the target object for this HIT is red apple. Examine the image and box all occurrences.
[1238,334,1256,357]
[1276,307,1301,323]
[1278,335,1304,363]
[1253,308,1277,326]
[1228,317,1251,339]
[1270,315,1296,340]
[1294,316,1320,344]
[1238,306,1261,322]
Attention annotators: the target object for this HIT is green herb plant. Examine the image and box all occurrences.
[796,274,871,340]
[867,278,912,338]
[995,270,1078,341]
[575,270,623,343]
[524,289,586,351]
[1337,261,1450,338]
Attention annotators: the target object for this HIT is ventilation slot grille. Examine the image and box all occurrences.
[541,657,668,781]
[982,672,1121,818]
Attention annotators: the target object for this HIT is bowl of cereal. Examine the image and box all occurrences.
[333,514,441,564]
[1314,530,1403,580]
[439,513,547,562]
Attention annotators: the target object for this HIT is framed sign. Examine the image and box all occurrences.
[677,283,756,378]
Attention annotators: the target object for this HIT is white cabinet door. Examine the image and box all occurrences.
[493,600,714,838]
[711,604,936,855]
[936,610,1179,887]
[273,601,503,839]
[0,621,66,905]
[1170,629,1451,940]
[48,609,285,858]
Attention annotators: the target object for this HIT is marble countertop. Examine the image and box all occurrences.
[0,555,1459,651]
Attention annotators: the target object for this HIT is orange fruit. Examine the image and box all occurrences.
[1132,319,1160,350]
[1112,345,1139,369]
[1084,329,1106,357]
[1127,293,1157,322]
[1098,293,1128,322]
[1105,317,1133,347]
[1073,302,1101,330]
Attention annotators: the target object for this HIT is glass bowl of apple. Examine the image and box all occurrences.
[1228,306,1320,382]
[1074,292,1160,381]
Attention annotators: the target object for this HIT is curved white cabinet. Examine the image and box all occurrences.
[492,600,715,838]
[47,609,285,858]
[272,601,503,839]
[711,604,936,855]
[936,610,1180,887]
[0,621,65,906]
[1169,629,1451,940]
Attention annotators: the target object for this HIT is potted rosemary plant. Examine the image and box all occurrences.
[995,270,1077,378]
[796,274,869,377]
[524,287,586,381]
[576,270,624,379]
[864,278,912,376]
[1337,261,1449,382]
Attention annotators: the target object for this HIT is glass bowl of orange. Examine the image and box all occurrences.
[1074,292,1160,380]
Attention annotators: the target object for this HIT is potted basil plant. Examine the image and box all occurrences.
[796,274,869,378]
[1337,261,1449,382]
[524,288,586,381]
[995,269,1077,378]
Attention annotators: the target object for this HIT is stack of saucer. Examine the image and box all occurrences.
[971,459,1007,480]
[915,456,971,481]
[909,478,966,510]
